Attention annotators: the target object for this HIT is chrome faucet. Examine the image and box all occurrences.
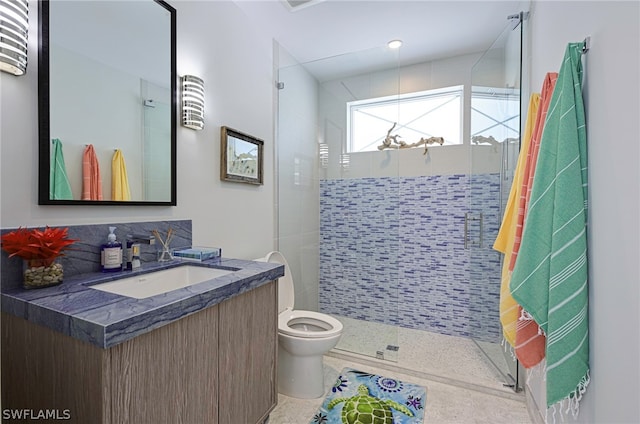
[125,234,155,270]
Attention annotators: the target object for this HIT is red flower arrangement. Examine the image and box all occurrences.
[1,226,77,267]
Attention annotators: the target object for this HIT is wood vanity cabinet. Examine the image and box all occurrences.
[1,281,277,424]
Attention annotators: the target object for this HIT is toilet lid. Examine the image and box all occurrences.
[262,251,294,313]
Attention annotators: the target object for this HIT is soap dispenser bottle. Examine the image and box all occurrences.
[101,226,123,273]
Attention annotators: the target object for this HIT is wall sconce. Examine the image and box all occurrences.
[181,75,204,130]
[0,0,28,76]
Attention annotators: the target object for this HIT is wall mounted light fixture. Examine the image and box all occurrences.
[0,0,28,76]
[181,75,205,130]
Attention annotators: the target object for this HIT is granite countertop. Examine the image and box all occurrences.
[1,258,284,349]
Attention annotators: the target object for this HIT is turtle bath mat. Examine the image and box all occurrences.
[310,368,426,424]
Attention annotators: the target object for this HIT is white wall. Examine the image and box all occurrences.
[527,1,640,423]
[0,1,276,261]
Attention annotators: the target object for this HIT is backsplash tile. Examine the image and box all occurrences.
[1,220,192,291]
[319,174,502,342]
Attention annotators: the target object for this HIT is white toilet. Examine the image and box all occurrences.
[258,251,343,399]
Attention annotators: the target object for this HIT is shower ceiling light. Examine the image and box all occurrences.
[387,39,403,49]
[0,0,29,76]
[181,75,205,130]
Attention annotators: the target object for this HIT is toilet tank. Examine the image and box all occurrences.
[258,251,294,313]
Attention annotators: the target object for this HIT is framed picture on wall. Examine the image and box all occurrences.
[220,126,264,185]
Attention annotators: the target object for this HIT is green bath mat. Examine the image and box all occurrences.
[310,368,426,424]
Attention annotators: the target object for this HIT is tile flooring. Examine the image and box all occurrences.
[332,316,517,393]
[269,318,532,424]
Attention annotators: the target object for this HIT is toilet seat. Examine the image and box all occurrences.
[257,251,343,339]
[279,308,343,339]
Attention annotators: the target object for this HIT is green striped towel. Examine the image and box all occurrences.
[49,138,73,200]
[509,42,589,411]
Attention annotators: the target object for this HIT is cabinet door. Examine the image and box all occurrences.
[1,312,109,423]
[109,305,219,424]
[218,281,277,424]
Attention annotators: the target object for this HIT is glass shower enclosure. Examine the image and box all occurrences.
[275,9,527,392]
[468,12,526,391]
[276,45,402,362]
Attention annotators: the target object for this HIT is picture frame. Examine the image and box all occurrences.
[220,126,264,185]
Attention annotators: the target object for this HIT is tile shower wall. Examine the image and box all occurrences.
[319,174,502,343]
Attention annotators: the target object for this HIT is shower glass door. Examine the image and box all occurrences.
[468,12,526,390]
[276,45,401,362]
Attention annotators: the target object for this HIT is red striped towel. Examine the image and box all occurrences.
[82,144,103,200]
[509,72,558,368]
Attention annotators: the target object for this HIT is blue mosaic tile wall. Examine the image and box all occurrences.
[319,174,503,343]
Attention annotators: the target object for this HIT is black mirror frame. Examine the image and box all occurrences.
[37,0,177,206]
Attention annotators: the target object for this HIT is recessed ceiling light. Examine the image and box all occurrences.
[387,39,403,49]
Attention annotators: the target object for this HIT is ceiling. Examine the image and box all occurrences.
[233,0,525,81]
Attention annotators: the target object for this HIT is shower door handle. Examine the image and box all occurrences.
[464,212,484,249]
[464,213,469,249]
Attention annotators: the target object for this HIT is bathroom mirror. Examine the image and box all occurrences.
[38,0,177,205]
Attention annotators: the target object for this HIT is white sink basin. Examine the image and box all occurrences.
[88,266,235,299]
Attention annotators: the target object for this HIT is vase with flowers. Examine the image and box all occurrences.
[1,226,77,289]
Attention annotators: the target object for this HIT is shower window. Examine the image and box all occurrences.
[470,87,520,141]
[347,85,463,152]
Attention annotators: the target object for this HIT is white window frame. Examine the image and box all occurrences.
[470,86,520,142]
[346,85,464,153]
